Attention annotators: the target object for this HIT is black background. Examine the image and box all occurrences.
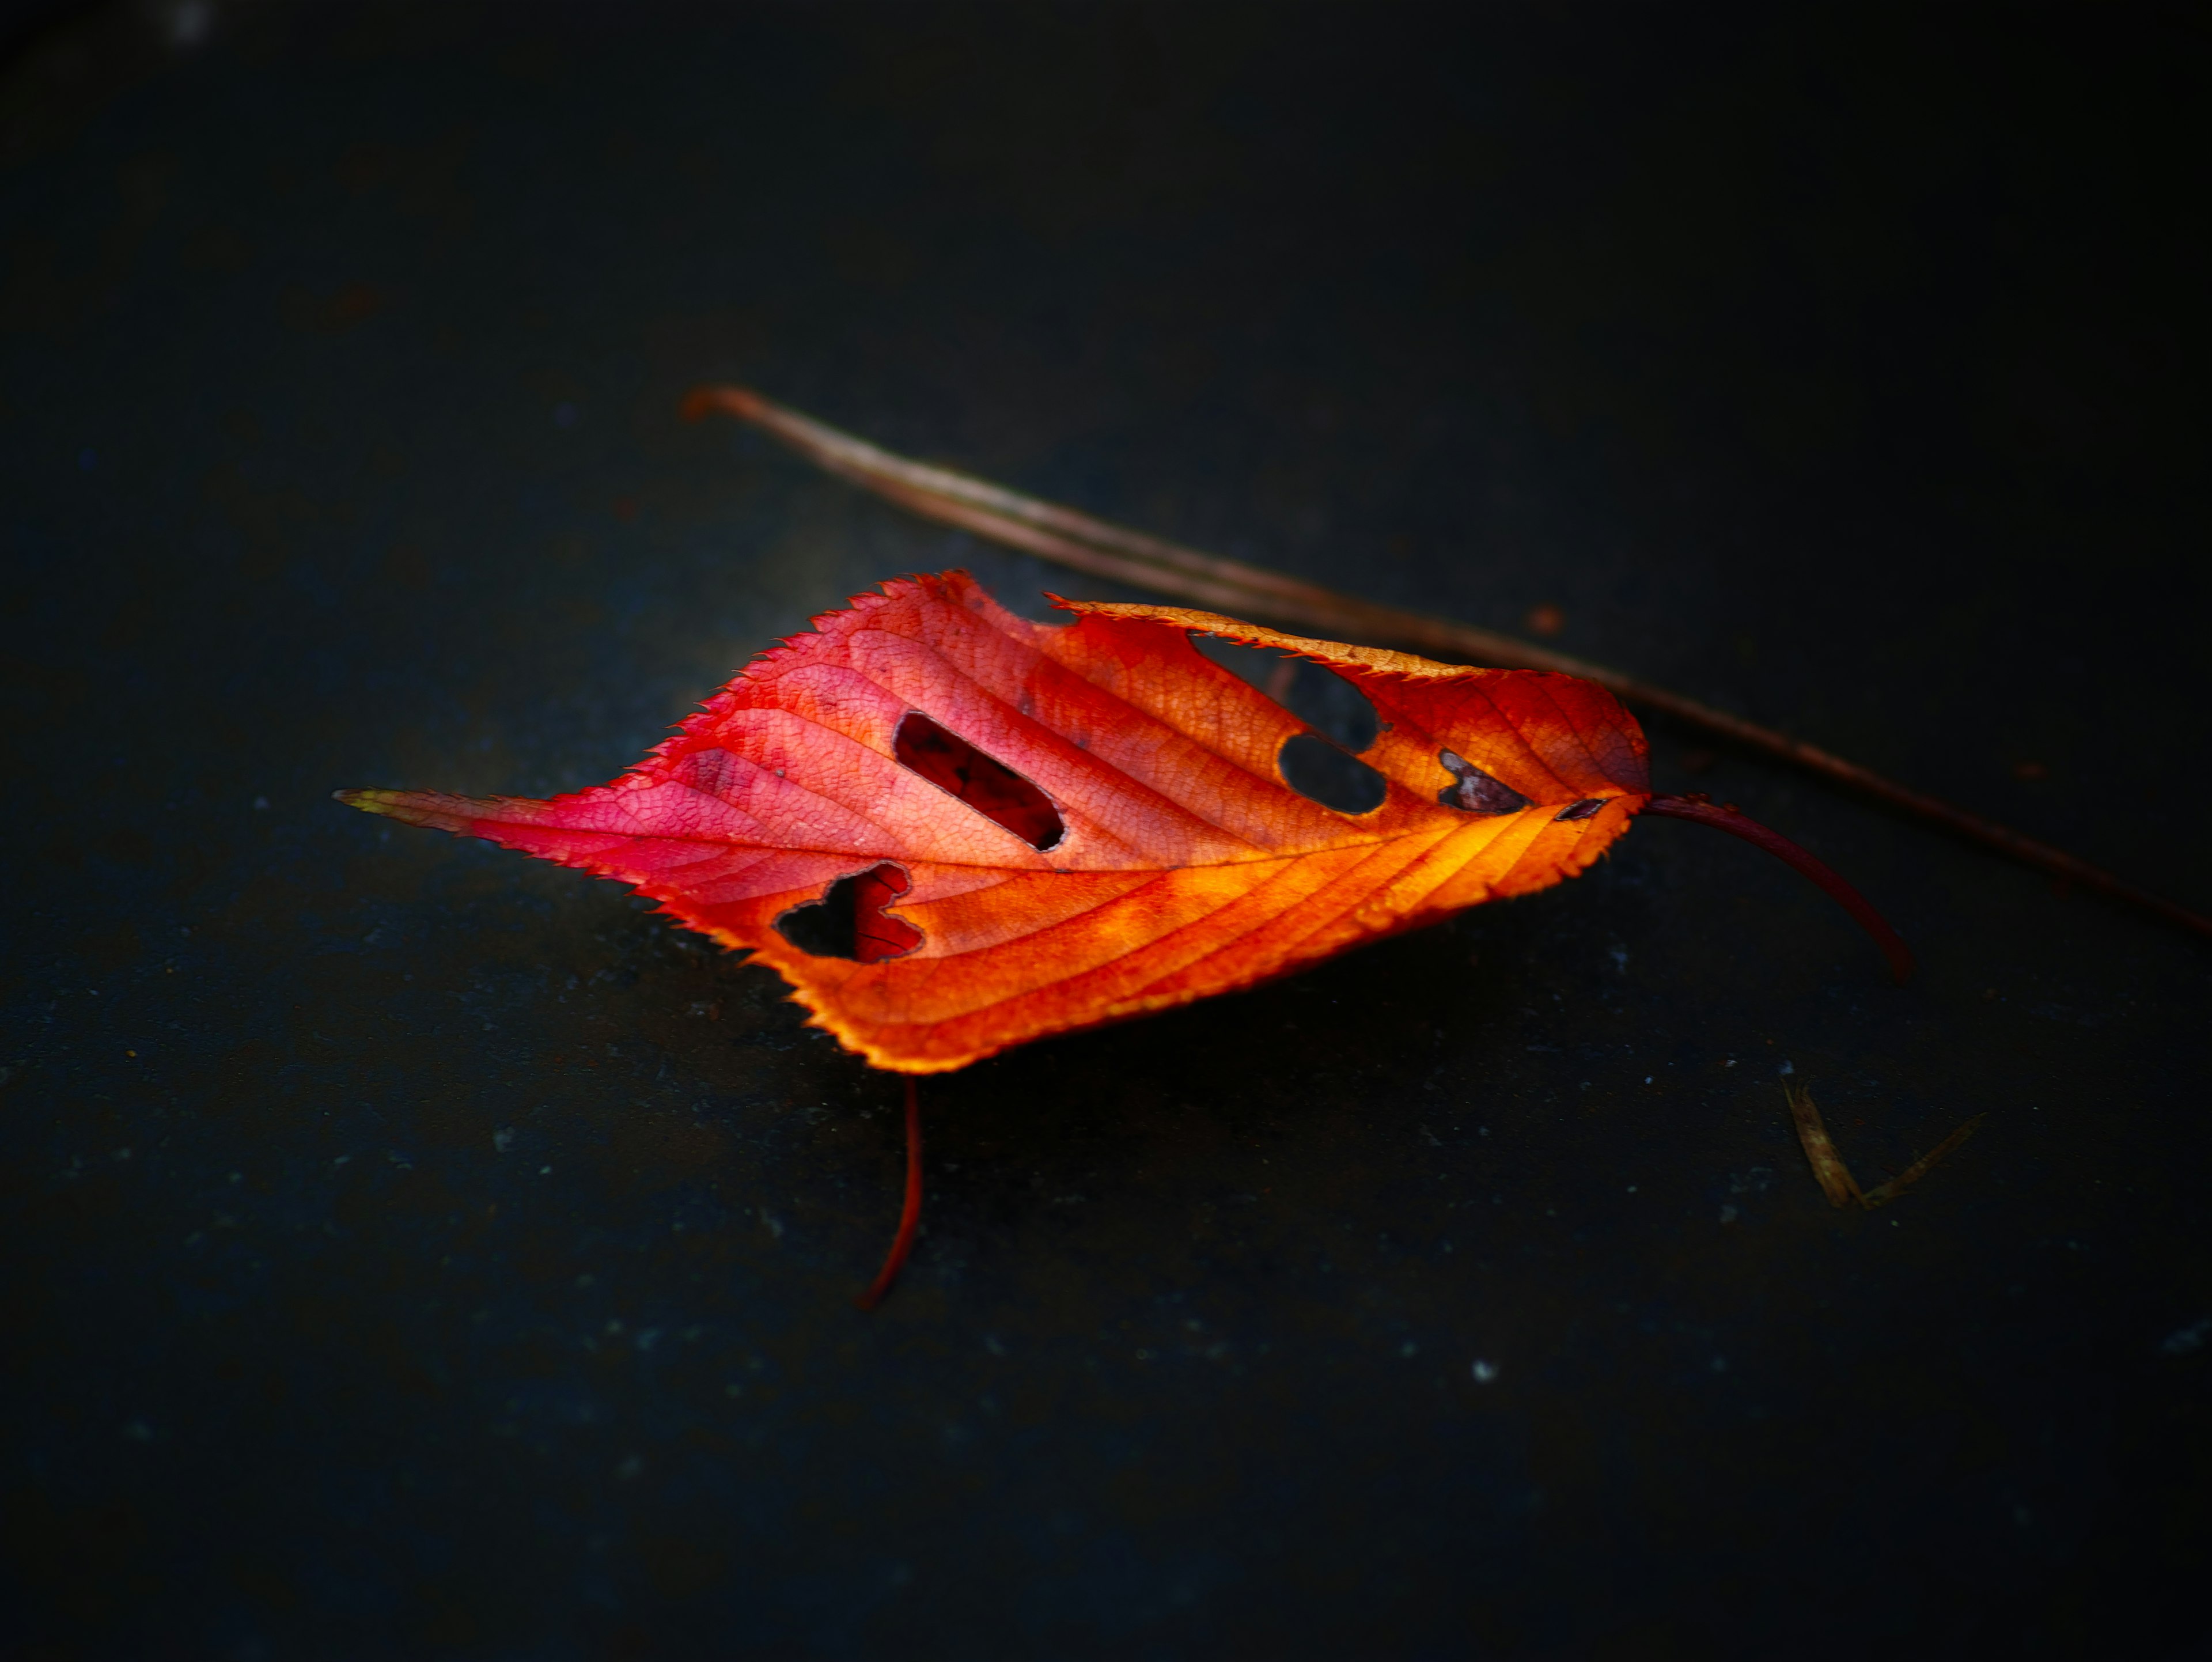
[4,3,2208,1657]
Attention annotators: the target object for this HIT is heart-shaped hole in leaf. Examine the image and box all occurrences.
[777,863,922,961]
[893,712,1064,850]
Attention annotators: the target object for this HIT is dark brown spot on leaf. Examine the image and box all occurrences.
[1437,751,1532,816]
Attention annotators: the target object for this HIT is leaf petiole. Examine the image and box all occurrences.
[1643,794,1915,984]
[855,1077,925,1311]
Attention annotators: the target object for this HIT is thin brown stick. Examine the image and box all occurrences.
[855,1076,923,1311]
[683,383,2212,943]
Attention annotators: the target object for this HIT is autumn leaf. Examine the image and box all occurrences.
[341,571,1665,1073]
[342,570,1916,1305]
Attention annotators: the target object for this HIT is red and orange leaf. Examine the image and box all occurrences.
[340,571,1652,1072]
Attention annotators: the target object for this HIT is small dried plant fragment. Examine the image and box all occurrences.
[1785,1082,1984,1210]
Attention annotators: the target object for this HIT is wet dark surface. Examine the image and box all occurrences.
[3,5,2209,1657]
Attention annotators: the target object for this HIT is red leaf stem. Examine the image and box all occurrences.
[1643,794,1915,985]
[855,1077,925,1311]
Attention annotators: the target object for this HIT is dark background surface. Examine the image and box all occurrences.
[4,3,2209,1657]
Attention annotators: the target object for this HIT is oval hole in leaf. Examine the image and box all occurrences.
[775,863,922,961]
[1279,733,1389,815]
[893,712,1064,850]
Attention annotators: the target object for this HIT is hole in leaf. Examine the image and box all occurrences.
[775,864,922,962]
[1279,733,1389,815]
[1555,797,1605,821]
[1438,751,1533,815]
[893,713,1063,850]
[1189,636,1380,752]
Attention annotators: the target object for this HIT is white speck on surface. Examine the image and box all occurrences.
[1471,1360,1499,1384]
[539,1165,552,1176]
[1626,1185,1637,1193]
[1779,1060,1794,1076]
[1644,1076,1653,1084]
[1725,1058,1737,1067]
[493,1127,515,1153]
